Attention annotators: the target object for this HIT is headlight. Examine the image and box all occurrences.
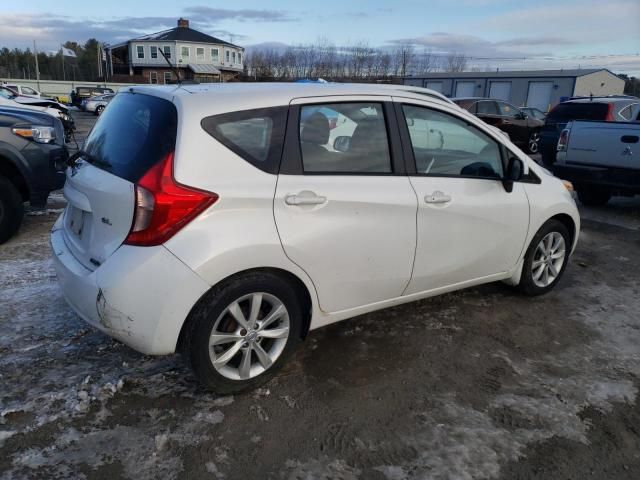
[12,126,57,144]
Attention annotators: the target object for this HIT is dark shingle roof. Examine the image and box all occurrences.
[132,26,241,48]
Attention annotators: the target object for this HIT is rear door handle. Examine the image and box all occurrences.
[285,191,327,206]
[425,192,452,204]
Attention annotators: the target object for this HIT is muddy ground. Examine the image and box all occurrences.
[1,111,640,479]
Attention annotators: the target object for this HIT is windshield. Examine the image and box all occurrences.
[83,92,177,183]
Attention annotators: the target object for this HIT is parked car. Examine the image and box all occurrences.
[553,118,640,206]
[453,98,545,153]
[52,83,579,393]
[0,106,67,243]
[70,86,115,107]
[83,94,115,115]
[521,107,547,121]
[3,83,54,100]
[539,96,640,166]
[0,86,75,142]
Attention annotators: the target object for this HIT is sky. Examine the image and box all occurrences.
[2,0,639,75]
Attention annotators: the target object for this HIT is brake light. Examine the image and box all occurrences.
[124,152,218,246]
[557,129,570,151]
[604,103,614,121]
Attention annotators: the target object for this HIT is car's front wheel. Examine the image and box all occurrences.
[183,271,303,393]
[518,220,571,296]
[528,131,541,154]
[95,105,104,116]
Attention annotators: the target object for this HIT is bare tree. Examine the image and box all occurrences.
[445,53,468,72]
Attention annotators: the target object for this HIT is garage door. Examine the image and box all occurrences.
[455,81,476,97]
[489,81,511,101]
[425,81,443,93]
[526,82,553,111]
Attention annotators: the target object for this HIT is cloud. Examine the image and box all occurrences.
[0,6,295,50]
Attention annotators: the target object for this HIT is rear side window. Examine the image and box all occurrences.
[83,92,177,183]
[476,101,498,115]
[201,107,288,174]
[547,102,609,122]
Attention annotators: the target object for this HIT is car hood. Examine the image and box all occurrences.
[13,96,68,113]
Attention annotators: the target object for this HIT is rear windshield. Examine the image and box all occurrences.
[83,92,177,183]
[547,102,609,122]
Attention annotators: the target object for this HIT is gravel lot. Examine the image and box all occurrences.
[1,111,640,480]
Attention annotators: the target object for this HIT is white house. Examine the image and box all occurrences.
[108,18,244,84]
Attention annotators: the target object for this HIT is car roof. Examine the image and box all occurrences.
[563,96,638,105]
[124,82,459,110]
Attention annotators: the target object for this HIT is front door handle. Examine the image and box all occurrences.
[285,191,327,206]
[425,191,452,204]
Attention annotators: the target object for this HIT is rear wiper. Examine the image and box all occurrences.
[67,149,112,169]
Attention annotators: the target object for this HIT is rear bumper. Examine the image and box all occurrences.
[50,219,211,355]
[553,163,640,193]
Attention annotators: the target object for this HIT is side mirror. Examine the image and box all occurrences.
[333,136,351,152]
[503,157,524,192]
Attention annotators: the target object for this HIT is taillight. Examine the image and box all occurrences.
[124,152,218,246]
[557,129,570,151]
[605,103,615,121]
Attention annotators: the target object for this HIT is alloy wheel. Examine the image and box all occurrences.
[528,132,540,154]
[531,232,566,288]
[208,292,290,380]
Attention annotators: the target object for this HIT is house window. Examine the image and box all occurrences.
[150,71,158,84]
[150,46,158,59]
[197,47,205,61]
[232,52,236,63]
[164,72,172,84]
[238,52,242,64]
[137,45,144,59]
[226,50,230,63]
[181,46,190,61]
[211,48,219,62]
[163,46,171,59]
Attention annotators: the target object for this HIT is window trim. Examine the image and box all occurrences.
[163,45,171,59]
[150,45,158,59]
[211,48,219,62]
[279,101,405,176]
[163,71,172,84]
[149,71,158,84]
[196,47,205,61]
[395,101,509,182]
[181,46,190,60]
[136,45,144,59]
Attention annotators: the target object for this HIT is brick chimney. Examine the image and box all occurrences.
[177,18,189,28]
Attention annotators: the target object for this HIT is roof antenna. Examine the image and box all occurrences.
[158,47,181,85]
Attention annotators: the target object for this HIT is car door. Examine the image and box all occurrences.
[394,99,530,294]
[274,97,418,313]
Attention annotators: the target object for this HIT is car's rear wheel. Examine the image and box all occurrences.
[0,177,24,244]
[577,187,611,206]
[528,131,540,154]
[518,220,571,296]
[95,105,104,116]
[183,271,303,393]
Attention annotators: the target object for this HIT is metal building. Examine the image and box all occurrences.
[403,69,625,111]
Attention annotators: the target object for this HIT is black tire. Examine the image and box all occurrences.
[0,176,25,244]
[95,105,104,116]
[518,219,571,296]
[577,187,611,206]
[183,271,303,394]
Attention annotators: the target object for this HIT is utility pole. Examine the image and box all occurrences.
[33,40,41,90]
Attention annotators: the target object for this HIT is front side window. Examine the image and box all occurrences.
[150,46,158,59]
[181,46,189,60]
[402,104,503,179]
[201,107,288,174]
[22,87,37,95]
[497,102,519,117]
[211,48,219,62]
[163,46,171,59]
[136,45,144,59]
[197,47,205,61]
[299,103,392,174]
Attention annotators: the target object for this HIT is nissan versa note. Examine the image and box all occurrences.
[51,83,580,393]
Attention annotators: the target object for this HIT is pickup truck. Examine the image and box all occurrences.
[0,106,68,243]
[553,120,640,206]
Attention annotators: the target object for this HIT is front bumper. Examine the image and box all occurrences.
[50,220,211,355]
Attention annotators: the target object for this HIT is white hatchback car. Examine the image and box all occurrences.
[51,83,579,393]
